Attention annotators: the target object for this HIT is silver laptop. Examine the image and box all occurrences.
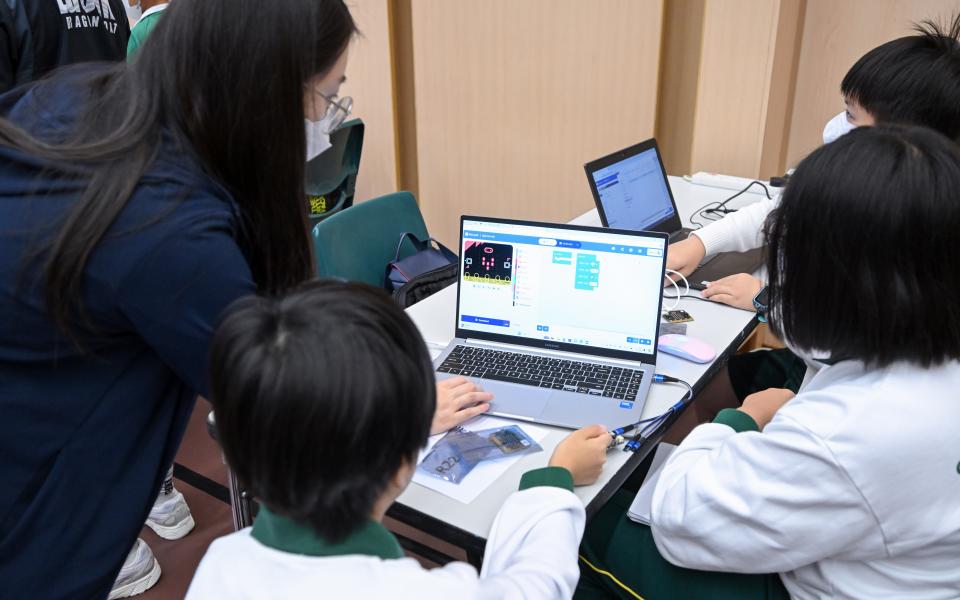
[433,216,668,430]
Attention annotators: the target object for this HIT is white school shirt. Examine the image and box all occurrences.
[186,469,585,600]
[693,199,775,257]
[650,359,960,599]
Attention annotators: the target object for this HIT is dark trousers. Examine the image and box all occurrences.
[727,348,807,400]
[575,490,790,600]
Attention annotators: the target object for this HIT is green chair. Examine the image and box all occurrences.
[305,118,364,224]
[312,191,430,288]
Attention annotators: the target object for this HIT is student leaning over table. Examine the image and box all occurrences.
[574,125,960,600]
[187,280,612,599]
[0,1,490,598]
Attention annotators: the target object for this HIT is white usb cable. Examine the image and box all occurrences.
[663,268,690,311]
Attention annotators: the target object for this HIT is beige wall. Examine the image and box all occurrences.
[407,0,665,247]
[689,0,803,178]
[785,0,960,168]
[341,1,959,238]
[340,0,398,203]
[655,0,705,176]
[652,0,957,178]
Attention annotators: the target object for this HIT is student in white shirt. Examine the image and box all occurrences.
[666,15,960,418]
[576,124,960,599]
[668,14,960,312]
[187,280,611,600]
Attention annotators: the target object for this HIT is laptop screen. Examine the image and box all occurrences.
[457,218,667,360]
[589,145,676,231]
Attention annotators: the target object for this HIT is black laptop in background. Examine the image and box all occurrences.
[584,138,763,290]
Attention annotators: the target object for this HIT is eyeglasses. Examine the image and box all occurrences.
[317,93,353,134]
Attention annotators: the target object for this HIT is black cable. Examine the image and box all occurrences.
[689,180,772,230]
[662,292,715,304]
[609,376,695,451]
[719,180,773,204]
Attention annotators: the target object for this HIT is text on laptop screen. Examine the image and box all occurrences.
[591,147,674,230]
[458,220,665,355]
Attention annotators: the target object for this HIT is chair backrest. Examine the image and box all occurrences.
[305,118,364,223]
[312,191,430,288]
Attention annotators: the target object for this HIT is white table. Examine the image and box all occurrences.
[392,175,771,563]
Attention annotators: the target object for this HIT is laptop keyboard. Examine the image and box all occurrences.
[436,345,644,401]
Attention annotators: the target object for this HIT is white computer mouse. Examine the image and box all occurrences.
[658,334,716,364]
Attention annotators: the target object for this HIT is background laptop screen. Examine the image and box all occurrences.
[458,219,665,356]
[590,146,675,230]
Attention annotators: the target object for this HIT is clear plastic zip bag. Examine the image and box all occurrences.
[418,424,543,484]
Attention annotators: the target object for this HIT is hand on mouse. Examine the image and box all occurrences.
[738,388,795,429]
[701,273,763,311]
[431,377,493,435]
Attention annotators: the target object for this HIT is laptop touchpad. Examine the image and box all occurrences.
[482,380,552,419]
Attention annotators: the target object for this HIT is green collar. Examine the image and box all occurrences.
[251,507,404,560]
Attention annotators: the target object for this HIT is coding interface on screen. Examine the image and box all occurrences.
[591,148,675,230]
[458,220,665,356]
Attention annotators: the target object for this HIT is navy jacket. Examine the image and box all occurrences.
[0,70,255,598]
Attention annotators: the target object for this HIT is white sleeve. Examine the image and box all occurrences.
[691,199,777,257]
[649,413,886,574]
[477,485,585,599]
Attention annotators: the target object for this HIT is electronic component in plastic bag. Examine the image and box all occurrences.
[418,424,542,484]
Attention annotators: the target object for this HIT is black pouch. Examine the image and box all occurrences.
[386,232,457,291]
[392,263,458,308]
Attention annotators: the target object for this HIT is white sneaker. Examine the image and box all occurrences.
[146,488,196,540]
[109,538,161,599]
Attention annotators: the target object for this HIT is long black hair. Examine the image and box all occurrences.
[0,0,356,334]
[764,125,960,367]
[209,280,436,542]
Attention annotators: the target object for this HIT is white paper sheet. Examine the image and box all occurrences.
[627,442,677,525]
[412,416,551,504]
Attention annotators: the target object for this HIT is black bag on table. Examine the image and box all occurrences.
[386,232,458,308]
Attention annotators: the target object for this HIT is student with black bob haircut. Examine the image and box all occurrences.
[665,13,960,412]
[577,125,960,599]
[188,280,612,599]
[842,15,960,143]
[765,126,960,367]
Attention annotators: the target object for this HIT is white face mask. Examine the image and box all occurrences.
[305,116,334,162]
[822,111,856,145]
[124,1,142,22]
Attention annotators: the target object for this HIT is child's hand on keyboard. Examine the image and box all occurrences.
[431,377,494,435]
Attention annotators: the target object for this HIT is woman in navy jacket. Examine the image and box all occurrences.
[0,2,496,598]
